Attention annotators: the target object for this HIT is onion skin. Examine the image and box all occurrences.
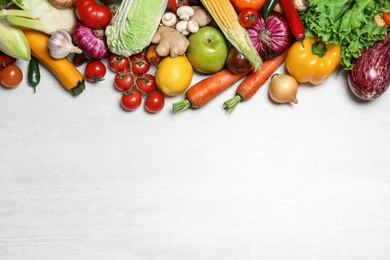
[348,31,390,101]
[247,11,291,60]
[269,73,298,104]
[72,23,109,60]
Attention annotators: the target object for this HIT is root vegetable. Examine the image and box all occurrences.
[269,73,299,104]
[172,69,252,112]
[224,51,287,113]
[151,25,190,57]
[190,6,212,27]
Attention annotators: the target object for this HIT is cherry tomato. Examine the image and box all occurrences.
[0,64,23,88]
[107,53,130,72]
[144,91,165,113]
[75,0,112,29]
[85,60,107,83]
[114,70,134,92]
[168,0,189,12]
[0,51,17,69]
[239,8,259,28]
[383,13,390,27]
[229,0,265,13]
[130,53,150,76]
[136,74,156,95]
[121,89,142,111]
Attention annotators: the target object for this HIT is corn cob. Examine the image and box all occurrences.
[0,18,31,60]
[200,0,262,71]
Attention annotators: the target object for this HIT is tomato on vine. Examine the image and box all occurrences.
[136,74,156,95]
[0,64,23,88]
[144,91,165,113]
[130,53,150,76]
[85,60,107,83]
[0,51,17,69]
[75,0,112,29]
[107,53,130,72]
[239,8,259,28]
[114,71,134,92]
[229,0,265,13]
[121,89,142,111]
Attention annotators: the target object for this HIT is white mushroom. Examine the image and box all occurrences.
[161,12,178,27]
[187,20,199,34]
[176,6,194,21]
[175,20,190,36]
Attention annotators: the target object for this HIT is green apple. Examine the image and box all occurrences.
[186,26,229,74]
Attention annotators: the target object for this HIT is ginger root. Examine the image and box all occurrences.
[152,25,190,58]
[191,6,213,27]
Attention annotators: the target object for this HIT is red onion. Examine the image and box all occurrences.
[247,12,291,60]
[72,23,109,60]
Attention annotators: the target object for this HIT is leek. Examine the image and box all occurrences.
[0,0,77,35]
[105,0,168,57]
[0,17,30,60]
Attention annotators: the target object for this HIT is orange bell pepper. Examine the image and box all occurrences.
[285,37,341,85]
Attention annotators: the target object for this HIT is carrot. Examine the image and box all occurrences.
[172,69,252,112]
[223,51,287,113]
[278,0,305,43]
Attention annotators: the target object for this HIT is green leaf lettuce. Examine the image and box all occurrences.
[301,0,389,70]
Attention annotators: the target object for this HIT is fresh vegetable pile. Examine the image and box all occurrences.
[0,0,389,113]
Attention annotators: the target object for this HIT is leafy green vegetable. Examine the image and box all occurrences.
[105,0,168,57]
[300,0,389,70]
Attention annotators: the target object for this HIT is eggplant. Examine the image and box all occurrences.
[348,31,390,101]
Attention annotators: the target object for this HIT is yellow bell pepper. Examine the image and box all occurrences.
[285,37,341,85]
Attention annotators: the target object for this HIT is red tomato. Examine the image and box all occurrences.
[239,8,259,28]
[230,0,265,13]
[136,74,156,95]
[0,51,17,69]
[130,54,150,76]
[114,71,134,92]
[144,91,165,113]
[75,0,112,29]
[121,89,142,111]
[85,60,107,83]
[383,13,390,27]
[0,64,23,88]
[168,0,189,12]
[107,53,130,72]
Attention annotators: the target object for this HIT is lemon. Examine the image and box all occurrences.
[155,55,194,96]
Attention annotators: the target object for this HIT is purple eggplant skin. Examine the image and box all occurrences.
[348,31,390,101]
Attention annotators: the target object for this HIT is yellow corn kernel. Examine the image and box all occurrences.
[200,0,262,70]
[375,14,386,27]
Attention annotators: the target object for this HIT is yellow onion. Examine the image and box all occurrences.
[269,74,299,104]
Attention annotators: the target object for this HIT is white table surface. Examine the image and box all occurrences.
[1,57,390,260]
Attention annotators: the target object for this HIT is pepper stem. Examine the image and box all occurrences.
[312,41,327,58]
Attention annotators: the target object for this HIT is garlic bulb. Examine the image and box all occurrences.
[48,29,82,59]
